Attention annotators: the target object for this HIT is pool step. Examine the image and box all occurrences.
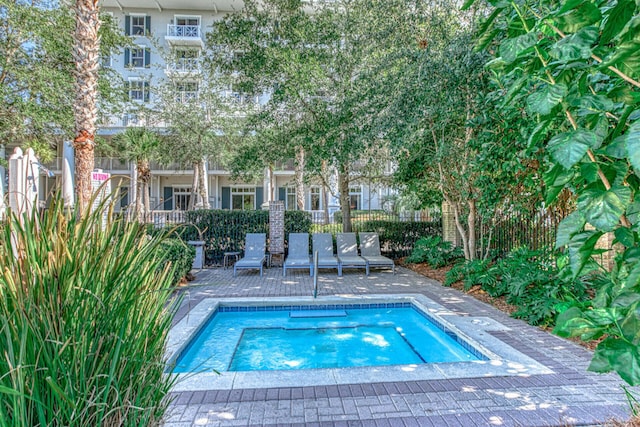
[289,310,347,318]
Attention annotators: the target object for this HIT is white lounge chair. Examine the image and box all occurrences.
[336,232,369,276]
[234,233,267,277]
[312,233,340,275]
[283,233,312,276]
[360,232,395,274]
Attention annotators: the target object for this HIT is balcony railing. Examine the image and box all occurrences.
[166,57,201,74]
[167,24,201,38]
[175,91,199,103]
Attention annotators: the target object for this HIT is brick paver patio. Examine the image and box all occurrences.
[164,266,630,426]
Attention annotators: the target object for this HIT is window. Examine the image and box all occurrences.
[310,187,322,211]
[175,16,199,26]
[286,187,296,210]
[125,46,150,68]
[349,186,362,210]
[127,15,149,36]
[231,187,255,210]
[175,81,198,103]
[173,188,191,210]
[128,80,149,102]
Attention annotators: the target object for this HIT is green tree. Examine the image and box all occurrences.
[207,0,419,230]
[0,1,127,205]
[468,0,640,384]
[100,127,160,221]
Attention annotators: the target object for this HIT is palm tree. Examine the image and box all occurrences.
[107,128,160,222]
[72,0,101,212]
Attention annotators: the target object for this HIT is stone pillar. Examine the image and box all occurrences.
[269,201,285,266]
[442,201,460,247]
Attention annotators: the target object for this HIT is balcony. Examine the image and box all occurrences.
[165,57,201,76]
[165,24,203,47]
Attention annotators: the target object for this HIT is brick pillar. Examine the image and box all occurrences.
[269,201,285,265]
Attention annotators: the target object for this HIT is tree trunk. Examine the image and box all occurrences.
[72,0,100,213]
[467,199,477,261]
[189,162,198,210]
[137,159,151,222]
[295,146,305,210]
[197,160,209,209]
[338,168,352,233]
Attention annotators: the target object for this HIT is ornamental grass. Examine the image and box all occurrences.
[0,195,178,426]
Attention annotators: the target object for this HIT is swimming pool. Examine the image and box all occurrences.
[166,295,553,391]
[173,303,486,373]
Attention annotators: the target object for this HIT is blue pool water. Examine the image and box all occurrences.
[173,304,483,372]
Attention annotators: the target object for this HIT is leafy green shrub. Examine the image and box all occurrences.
[444,246,590,326]
[444,259,496,292]
[406,235,463,267]
[285,210,312,235]
[0,196,177,426]
[159,238,195,284]
[357,219,442,258]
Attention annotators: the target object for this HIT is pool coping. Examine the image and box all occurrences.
[166,294,554,391]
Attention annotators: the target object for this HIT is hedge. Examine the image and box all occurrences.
[158,238,195,284]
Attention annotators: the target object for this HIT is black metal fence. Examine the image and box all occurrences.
[479,208,563,258]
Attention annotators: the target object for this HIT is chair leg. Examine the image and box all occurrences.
[338,264,342,277]
[233,265,237,277]
[283,265,286,276]
[366,263,370,276]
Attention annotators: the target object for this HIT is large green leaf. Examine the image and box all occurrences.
[526,84,568,115]
[556,210,586,248]
[620,308,640,344]
[601,0,636,44]
[625,262,640,289]
[543,163,575,204]
[567,230,603,277]
[553,1,602,33]
[578,185,632,231]
[590,337,640,385]
[499,32,539,63]
[622,121,640,172]
[627,201,640,233]
[548,129,597,169]
[614,226,635,247]
[550,26,599,60]
[573,94,615,115]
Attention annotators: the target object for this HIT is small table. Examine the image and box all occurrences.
[223,251,241,269]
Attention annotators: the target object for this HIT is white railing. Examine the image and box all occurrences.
[175,91,199,103]
[309,210,326,224]
[166,57,201,73]
[167,24,201,38]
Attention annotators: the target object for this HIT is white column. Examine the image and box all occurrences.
[8,148,26,216]
[62,141,75,207]
[130,162,138,210]
[0,146,5,219]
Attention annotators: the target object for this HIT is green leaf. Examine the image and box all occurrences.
[621,308,640,344]
[557,0,587,14]
[499,32,539,63]
[627,201,640,232]
[612,292,640,309]
[626,262,640,289]
[623,121,640,172]
[580,162,600,183]
[614,226,635,247]
[590,337,640,385]
[461,0,476,10]
[604,137,627,158]
[548,129,597,169]
[550,26,598,60]
[543,164,575,204]
[568,230,603,277]
[526,84,568,115]
[554,2,602,33]
[601,0,636,44]
[600,40,640,68]
[556,210,586,248]
[578,185,632,231]
[573,94,615,115]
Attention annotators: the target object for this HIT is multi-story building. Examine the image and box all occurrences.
[38,0,396,220]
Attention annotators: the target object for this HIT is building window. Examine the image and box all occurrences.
[126,46,150,68]
[175,81,198,103]
[173,188,191,211]
[127,15,149,36]
[286,187,296,210]
[128,80,149,102]
[172,49,200,72]
[232,187,255,210]
[349,186,362,210]
[310,187,322,211]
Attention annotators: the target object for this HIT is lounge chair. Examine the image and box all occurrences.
[336,233,369,276]
[311,233,340,275]
[234,233,267,277]
[360,232,395,274]
[283,233,312,276]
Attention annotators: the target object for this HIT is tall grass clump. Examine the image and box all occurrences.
[0,194,179,426]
